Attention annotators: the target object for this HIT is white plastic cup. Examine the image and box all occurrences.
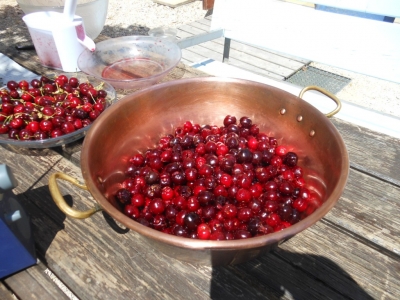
[22,11,94,72]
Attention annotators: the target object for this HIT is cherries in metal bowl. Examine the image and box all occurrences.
[115,115,322,240]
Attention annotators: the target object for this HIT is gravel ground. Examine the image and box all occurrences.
[103,0,206,37]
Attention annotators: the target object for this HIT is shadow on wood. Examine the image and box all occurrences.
[210,249,375,299]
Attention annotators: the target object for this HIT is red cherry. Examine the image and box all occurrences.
[61,122,75,134]
[7,80,18,90]
[69,77,79,88]
[9,90,19,99]
[13,104,25,114]
[18,80,29,90]
[56,74,68,85]
[39,119,53,132]
[43,83,56,94]
[50,128,63,138]
[41,106,55,117]
[30,78,41,88]
[197,223,211,240]
[21,92,34,102]
[0,123,10,134]
[9,118,24,129]
[236,188,251,202]
[26,121,40,132]
[89,109,101,121]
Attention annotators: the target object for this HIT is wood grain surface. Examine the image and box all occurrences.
[1,117,399,299]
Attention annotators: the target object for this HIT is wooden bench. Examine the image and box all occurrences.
[178,0,400,83]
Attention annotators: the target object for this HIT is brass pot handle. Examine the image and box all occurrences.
[298,86,342,118]
[49,172,102,219]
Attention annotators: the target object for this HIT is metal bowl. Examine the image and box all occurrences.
[77,36,182,90]
[50,77,349,266]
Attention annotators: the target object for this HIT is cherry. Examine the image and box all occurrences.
[223,115,237,127]
[9,118,24,129]
[43,83,56,94]
[61,122,75,134]
[18,80,29,91]
[239,116,252,128]
[114,115,322,240]
[1,102,14,114]
[236,188,251,202]
[89,109,101,120]
[26,121,40,132]
[152,214,167,231]
[8,128,19,139]
[0,123,10,134]
[7,80,18,90]
[30,78,41,88]
[184,212,201,230]
[0,75,112,142]
[284,152,298,167]
[97,89,108,98]
[149,198,165,215]
[197,223,211,240]
[55,74,68,86]
[18,128,32,140]
[69,77,79,88]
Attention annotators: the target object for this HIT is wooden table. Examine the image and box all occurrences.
[1,35,400,300]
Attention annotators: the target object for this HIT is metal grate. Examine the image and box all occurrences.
[285,66,351,94]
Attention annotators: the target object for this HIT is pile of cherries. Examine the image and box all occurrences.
[115,115,322,240]
[0,75,110,141]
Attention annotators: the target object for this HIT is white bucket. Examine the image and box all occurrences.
[23,11,95,72]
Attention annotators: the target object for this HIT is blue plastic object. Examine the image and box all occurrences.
[0,165,36,279]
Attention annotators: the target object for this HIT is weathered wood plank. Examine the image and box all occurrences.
[234,219,399,300]
[331,118,400,185]
[0,283,15,300]
[1,140,399,299]
[325,168,400,254]
[4,261,71,300]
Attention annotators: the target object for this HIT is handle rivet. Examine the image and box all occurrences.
[309,130,315,137]
[297,115,303,122]
[280,108,286,115]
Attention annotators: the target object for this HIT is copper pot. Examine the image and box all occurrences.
[49,77,349,266]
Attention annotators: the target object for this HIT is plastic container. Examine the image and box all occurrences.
[17,0,108,40]
[23,11,95,72]
[78,36,182,90]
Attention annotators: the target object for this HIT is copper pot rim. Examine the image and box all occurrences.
[81,76,349,250]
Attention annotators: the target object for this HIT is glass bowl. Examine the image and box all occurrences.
[148,27,178,43]
[77,36,182,90]
[0,75,117,148]
[16,0,109,40]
